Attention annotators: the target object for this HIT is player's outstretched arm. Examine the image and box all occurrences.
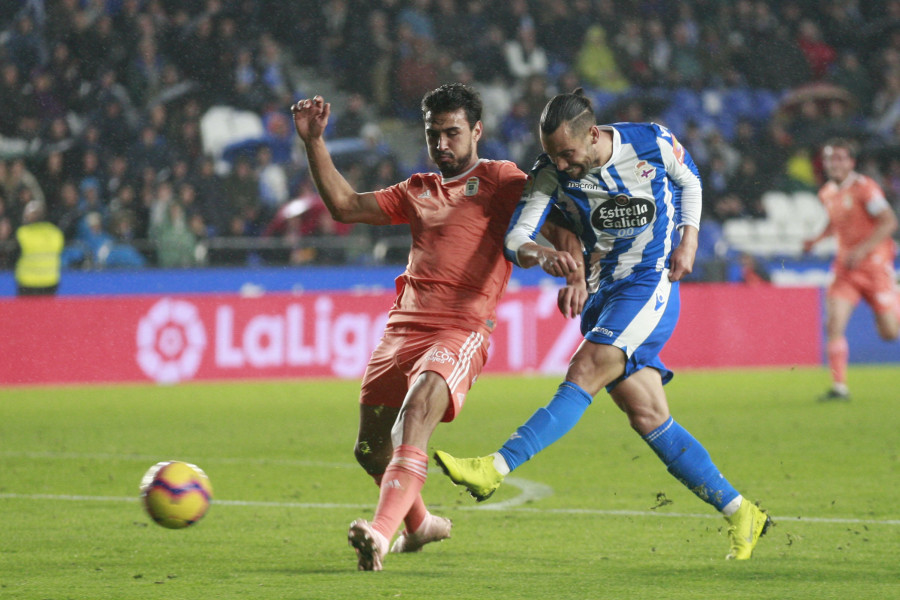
[291,96,389,225]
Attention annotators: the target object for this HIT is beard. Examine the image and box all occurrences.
[433,147,474,178]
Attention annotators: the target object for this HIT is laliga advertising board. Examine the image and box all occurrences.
[0,286,820,386]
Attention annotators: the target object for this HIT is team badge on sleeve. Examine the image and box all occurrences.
[671,135,685,164]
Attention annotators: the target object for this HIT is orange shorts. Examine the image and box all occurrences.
[359,325,490,423]
[828,260,899,315]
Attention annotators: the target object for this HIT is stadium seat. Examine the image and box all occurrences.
[761,192,793,225]
[200,106,265,159]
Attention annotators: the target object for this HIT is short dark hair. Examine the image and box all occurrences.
[540,88,595,136]
[823,137,858,158]
[421,83,483,128]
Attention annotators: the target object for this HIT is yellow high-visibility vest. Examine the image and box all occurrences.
[15,222,64,288]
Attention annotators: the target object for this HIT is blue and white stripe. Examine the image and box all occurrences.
[505,122,702,294]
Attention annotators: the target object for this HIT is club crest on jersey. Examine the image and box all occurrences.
[591,195,655,236]
[634,160,656,181]
[465,177,480,196]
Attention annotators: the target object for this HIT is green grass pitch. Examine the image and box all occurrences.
[1,366,898,600]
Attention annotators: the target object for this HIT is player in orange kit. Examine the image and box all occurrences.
[803,138,900,401]
[291,84,579,570]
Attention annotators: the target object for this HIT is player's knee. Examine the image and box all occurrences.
[628,410,668,436]
[354,439,389,472]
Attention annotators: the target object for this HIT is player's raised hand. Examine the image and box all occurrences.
[291,96,331,143]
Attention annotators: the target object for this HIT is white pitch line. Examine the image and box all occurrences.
[1,492,897,527]
[0,450,355,469]
[3,451,898,526]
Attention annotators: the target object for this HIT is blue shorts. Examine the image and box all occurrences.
[581,269,680,392]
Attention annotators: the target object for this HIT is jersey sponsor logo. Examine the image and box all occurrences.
[465,177,480,196]
[591,326,614,337]
[590,196,655,236]
[566,181,603,191]
[426,347,457,364]
[417,189,432,199]
[634,160,656,181]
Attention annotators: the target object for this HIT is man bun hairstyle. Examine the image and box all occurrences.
[421,83,483,128]
[540,88,595,136]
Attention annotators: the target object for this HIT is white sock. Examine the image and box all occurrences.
[721,495,743,517]
[491,452,510,475]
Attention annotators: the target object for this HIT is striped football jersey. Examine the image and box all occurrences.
[505,122,702,294]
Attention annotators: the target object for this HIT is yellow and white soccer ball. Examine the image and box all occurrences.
[140,461,213,529]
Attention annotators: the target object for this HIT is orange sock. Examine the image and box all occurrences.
[826,337,849,387]
[370,445,428,541]
[368,470,428,533]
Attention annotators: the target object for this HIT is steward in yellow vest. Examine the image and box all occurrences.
[14,200,64,296]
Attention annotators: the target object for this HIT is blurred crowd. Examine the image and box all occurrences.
[0,0,898,270]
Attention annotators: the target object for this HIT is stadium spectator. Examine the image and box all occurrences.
[0,0,897,274]
[223,156,263,235]
[358,9,395,116]
[51,180,83,243]
[803,138,900,401]
[533,0,591,66]
[394,30,441,118]
[503,20,548,83]
[13,199,64,295]
[255,144,289,218]
[3,158,46,222]
[289,84,572,571]
[5,14,46,77]
[796,19,837,81]
[0,61,27,138]
[150,200,199,268]
[434,90,772,562]
[468,24,511,85]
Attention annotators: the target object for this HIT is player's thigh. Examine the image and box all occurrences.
[581,270,678,393]
[360,330,411,412]
[608,367,670,435]
[566,340,627,396]
[407,328,489,423]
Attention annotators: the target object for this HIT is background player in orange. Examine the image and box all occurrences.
[291,84,577,571]
[803,138,899,401]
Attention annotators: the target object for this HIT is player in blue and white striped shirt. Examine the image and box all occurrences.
[435,90,772,560]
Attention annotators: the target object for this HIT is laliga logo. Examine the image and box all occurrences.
[137,298,207,383]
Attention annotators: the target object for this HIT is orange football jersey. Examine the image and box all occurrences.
[374,159,527,335]
[818,172,896,269]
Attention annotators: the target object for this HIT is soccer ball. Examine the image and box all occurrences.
[140,461,213,529]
